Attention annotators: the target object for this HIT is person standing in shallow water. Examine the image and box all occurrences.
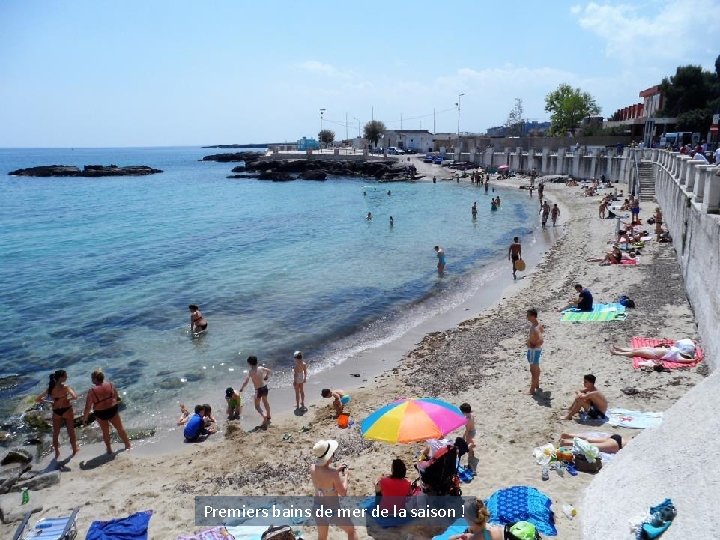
[434,245,446,276]
[189,304,207,334]
[551,203,560,226]
[508,236,522,279]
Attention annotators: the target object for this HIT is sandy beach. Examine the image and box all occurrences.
[1,171,706,540]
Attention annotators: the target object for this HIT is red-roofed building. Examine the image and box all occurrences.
[605,85,677,146]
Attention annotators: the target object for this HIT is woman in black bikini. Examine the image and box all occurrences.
[82,369,131,454]
[35,369,79,459]
[189,304,208,335]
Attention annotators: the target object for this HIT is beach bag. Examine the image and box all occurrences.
[504,521,541,539]
[618,295,636,309]
[573,454,602,474]
[261,525,295,540]
[515,259,527,272]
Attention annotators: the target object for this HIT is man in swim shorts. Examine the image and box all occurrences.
[564,374,608,421]
[240,356,272,426]
[321,389,350,417]
[526,308,544,395]
[508,237,522,279]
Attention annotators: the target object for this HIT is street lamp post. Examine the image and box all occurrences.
[456,93,465,138]
[319,108,326,150]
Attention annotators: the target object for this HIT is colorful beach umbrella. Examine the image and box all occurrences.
[360,398,467,444]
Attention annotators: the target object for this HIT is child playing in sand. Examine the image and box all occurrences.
[293,351,308,411]
[240,356,272,426]
[225,387,242,420]
[177,403,190,425]
[202,403,217,435]
[321,389,350,417]
[459,403,477,471]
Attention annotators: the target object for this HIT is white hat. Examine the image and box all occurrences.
[313,439,339,465]
[294,351,302,358]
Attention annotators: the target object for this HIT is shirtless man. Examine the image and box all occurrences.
[550,203,560,226]
[540,201,550,229]
[240,356,272,425]
[508,237,522,279]
[564,374,608,420]
[189,304,207,335]
[526,308,544,395]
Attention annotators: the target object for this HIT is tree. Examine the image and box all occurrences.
[715,53,720,79]
[660,65,719,119]
[363,120,386,147]
[676,108,712,133]
[318,129,335,146]
[505,98,524,136]
[544,84,601,136]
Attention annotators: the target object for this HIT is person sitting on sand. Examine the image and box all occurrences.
[83,369,131,455]
[183,404,207,442]
[177,403,190,425]
[202,403,217,434]
[321,388,350,417]
[558,284,594,312]
[564,374,608,421]
[449,498,504,540]
[310,439,357,540]
[610,339,696,362]
[588,246,623,265]
[225,387,242,420]
[375,458,414,513]
[240,355,272,426]
[559,433,623,454]
[189,304,207,334]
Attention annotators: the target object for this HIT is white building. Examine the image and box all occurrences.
[384,130,434,152]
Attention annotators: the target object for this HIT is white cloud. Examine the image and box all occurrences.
[571,1,720,64]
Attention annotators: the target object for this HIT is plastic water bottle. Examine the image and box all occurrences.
[541,465,549,481]
[21,488,29,505]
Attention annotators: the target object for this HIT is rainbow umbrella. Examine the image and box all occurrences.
[360,398,467,444]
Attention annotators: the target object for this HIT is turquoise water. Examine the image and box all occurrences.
[0,147,534,432]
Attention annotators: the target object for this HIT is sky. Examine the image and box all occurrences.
[1,0,718,148]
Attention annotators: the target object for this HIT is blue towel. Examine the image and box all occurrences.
[86,510,152,540]
[457,464,476,483]
[432,517,468,540]
[486,486,557,536]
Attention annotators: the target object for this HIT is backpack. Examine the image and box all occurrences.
[618,295,636,309]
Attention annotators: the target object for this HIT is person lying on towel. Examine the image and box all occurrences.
[610,339,696,362]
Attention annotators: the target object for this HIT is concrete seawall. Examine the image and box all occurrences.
[582,150,720,539]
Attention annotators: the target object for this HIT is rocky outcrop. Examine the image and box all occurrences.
[8,165,163,177]
[202,152,264,163]
[298,170,328,180]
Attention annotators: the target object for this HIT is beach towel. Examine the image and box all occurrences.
[432,517,468,540]
[618,258,638,265]
[486,486,557,536]
[561,303,627,322]
[86,510,152,540]
[630,336,704,369]
[177,526,235,540]
[606,408,663,429]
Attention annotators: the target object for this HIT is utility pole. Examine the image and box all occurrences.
[371,106,374,122]
[456,93,465,138]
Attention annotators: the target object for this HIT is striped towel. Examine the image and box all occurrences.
[631,336,704,369]
[561,304,627,322]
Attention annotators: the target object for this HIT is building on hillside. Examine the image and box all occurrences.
[383,130,434,152]
[605,85,677,146]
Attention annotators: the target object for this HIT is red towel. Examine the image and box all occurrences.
[620,258,637,265]
[631,336,704,369]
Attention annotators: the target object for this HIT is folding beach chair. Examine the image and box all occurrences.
[13,507,79,540]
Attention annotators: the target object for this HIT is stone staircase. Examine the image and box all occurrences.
[638,161,656,202]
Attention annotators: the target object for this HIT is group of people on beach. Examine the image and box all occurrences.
[35,368,131,459]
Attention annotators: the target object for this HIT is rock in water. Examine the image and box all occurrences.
[8,165,163,177]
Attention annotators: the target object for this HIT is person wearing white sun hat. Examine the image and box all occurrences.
[310,439,357,539]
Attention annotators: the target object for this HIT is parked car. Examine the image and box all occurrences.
[387,147,401,155]
[433,156,444,165]
[423,154,434,163]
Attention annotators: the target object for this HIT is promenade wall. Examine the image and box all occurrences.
[582,150,720,539]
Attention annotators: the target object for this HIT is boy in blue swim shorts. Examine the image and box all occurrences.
[526,308,544,395]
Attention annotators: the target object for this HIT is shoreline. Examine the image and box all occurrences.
[2,174,704,540]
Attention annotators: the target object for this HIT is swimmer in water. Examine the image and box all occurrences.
[389,216,394,227]
[189,304,208,334]
[366,212,373,221]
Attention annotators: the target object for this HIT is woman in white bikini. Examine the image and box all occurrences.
[292,351,307,411]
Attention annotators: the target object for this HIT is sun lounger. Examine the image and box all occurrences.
[630,336,704,369]
[13,508,79,540]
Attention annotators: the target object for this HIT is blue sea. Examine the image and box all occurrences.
[0,147,536,436]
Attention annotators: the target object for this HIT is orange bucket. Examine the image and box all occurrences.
[337,412,350,429]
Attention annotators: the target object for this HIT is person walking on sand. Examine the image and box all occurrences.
[540,201,550,229]
[551,203,560,226]
[35,369,79,459]
[82,369,131,455]
[508,237,522,279]
[240,356,272,426]
[459,403,477,471]
[564,374,608,421]
[525,308,544,395]
[293,351,308,411]
[434,245,446,276]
